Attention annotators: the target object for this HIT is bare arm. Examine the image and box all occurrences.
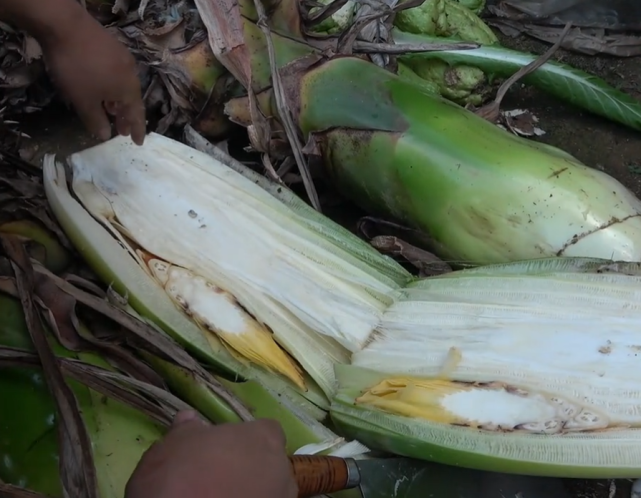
[0,0,146,145]
[0,0,88,45]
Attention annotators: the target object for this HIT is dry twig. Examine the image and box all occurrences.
[252,0,322,211]
[352,40,479,54]
[476,22,573,122]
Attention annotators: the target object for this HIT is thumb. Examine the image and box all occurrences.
[171,410,208,428]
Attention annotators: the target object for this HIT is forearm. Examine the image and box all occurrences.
[0,0,88,44]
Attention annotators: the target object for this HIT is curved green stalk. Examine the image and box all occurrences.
[394,29,641,133]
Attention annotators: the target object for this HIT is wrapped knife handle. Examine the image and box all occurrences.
[289,455,361,497]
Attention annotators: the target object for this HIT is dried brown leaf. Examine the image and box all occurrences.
[370,235,453,276]
[0,483,53,498]
[476,22,572,122]
[193,0,252,87]
[22,36,42,63]
[0,234,98,498]
[0,177,41,197]
[352,40,479,54]
[253,0,322,211]
[34,272,88,351]
[34,264,253,421]
[489,20,641,57]
[33,271,166,388]
[63,274,107,299]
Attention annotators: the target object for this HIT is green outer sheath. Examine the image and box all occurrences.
[143,354,329,454]
[329,362,641,479]
[330,400,641,479]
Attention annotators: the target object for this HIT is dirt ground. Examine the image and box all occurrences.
[6,31,641,498]
[498,34,641,197]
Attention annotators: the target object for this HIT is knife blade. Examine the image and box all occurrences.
[289,455,571,498]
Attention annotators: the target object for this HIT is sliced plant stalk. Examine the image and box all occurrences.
[41,155,328,410]
[41,151,375,472]
[330,265,641,477]
[332,365,641,478]
[54,133,409,396]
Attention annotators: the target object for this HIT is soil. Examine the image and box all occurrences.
[6,31,641,498]
[496,33,641,198]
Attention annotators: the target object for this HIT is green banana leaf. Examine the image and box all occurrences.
[0,292,165,498]
[394,29,641,133]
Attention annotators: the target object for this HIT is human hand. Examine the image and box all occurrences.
[125,411,298,498]
[40,11,146,144]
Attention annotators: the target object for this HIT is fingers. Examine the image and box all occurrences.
[251,418,288,451]
[172,410,208,428]
[124,100,147,146]
[75,98,112,142]
[166,413,287,457]
[106,99,147,146]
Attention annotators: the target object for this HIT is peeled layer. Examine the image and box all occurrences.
[332,261,641,477]
[57,133,410,397]
[355,270,641,423]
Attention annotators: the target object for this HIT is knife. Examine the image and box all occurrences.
[290,455,571,498]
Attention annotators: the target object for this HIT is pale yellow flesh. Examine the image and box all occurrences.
[357,378,610,434]
[144,253,306,390]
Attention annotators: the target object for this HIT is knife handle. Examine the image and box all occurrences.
[289,455,361,497]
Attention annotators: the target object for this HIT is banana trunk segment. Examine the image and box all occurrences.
[285,56,641,265]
